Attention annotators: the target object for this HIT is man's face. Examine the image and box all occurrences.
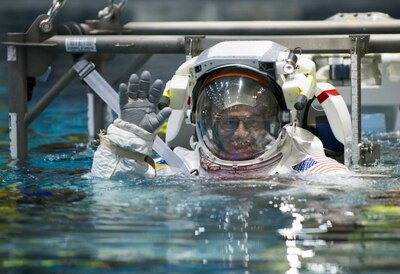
[213,104,275,161]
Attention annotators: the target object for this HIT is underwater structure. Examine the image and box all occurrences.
[6,0,400,168]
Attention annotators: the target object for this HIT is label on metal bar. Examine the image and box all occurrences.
[65,38,97,53]
[9,113,18,159]
[7,46,16,61]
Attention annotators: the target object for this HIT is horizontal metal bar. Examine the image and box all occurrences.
[39,34,400,54]
[200,35,353,53]
[43,35,186,53]
[37,35,351,54]
[6,33,400,55]
[123,20,400,36]
[369,34,400,53]
[3,42,58,47]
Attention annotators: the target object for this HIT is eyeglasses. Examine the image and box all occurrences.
[216,116,266,132]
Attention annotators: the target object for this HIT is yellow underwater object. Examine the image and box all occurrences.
[365,205,400,215]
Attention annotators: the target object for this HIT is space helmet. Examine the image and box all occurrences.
[191,64,289,172]
[164,41,343,173]
[195,66,286,151]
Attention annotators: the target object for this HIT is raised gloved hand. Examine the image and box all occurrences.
[119,71,172,133]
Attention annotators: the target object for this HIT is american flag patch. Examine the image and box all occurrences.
[292,157,318,171]
[292,157,349,174]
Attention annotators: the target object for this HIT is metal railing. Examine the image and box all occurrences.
[5,1,399,167]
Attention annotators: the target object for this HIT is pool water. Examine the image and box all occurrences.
[1,65,400,274]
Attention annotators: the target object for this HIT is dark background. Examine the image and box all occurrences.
[2,0,398,79]
[2,0,398,44]
[1,0,399,110]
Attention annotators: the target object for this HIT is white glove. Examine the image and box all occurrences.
[119,71,172,133]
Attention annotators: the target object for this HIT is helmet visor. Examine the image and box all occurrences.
[196,72,282,161]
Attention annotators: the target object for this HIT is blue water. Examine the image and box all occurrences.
[1,62,400,274]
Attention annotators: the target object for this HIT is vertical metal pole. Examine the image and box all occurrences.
[7,34,28,160]
[87,93,106,140]
[349,35,369,167]
[350,38,361,167]
[87,58,105,140]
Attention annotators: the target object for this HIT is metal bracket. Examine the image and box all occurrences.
[185,36,203,60]
[98,0,128,20]
[350,35,370,56]
[360,143,381,165]
[74,60,96,80]
[39,0,67,33]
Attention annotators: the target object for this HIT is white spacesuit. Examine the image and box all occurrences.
[91,41,352,179]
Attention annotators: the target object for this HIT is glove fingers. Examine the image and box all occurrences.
[142,108,172,133]
[128,74,139,100]
[138,71,151,99]
[155,107,172,128]
[148,79,164,104]
[119,83,128,107]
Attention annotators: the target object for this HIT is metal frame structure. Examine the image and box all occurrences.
[6,2,400,167]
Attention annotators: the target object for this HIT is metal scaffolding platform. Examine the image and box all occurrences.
[5,1,399,167]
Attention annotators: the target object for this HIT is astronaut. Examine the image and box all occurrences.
[91,41,352,179]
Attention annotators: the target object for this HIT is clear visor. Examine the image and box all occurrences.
[196,74,282,161]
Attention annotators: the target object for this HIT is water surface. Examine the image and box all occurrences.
[1,66,400,274]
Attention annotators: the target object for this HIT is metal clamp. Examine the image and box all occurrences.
[39,0,67,33]
[350,35,370,55]
[185,36,203,60]
[360,143,381,166]
[74,60,96,80]
[98,0,128,20]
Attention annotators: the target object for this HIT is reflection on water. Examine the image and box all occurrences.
[1,146,399,274]
[1,82,400,273]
